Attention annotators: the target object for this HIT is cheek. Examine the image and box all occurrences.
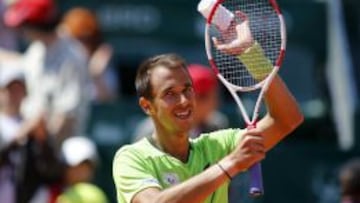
[154,101,172,117]
[155,96,177,111]
[163,95,180,105]
[8,84,26,102]
[10,91,26,102]
[0,91,9,104]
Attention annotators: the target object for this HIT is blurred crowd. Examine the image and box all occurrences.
[0,0,231,202]
[0,0,116,202]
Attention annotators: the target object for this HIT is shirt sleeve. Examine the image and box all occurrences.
[113,147,162,203]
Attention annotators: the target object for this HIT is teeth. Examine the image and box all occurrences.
[175,110,191,117]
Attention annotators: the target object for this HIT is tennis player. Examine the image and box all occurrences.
[113,21,303,203]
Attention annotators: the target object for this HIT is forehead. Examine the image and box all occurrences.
[150,65,192,93]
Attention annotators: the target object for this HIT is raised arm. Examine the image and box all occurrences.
[256,75,303,151]
[213,12,303,152]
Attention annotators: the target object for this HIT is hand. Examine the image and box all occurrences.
[89,43,113,78]
[213,11,254,55]
[223,128,266,176]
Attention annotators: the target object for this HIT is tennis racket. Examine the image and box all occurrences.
[199,0,286,197]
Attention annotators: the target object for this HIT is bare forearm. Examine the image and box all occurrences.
[150,160,235,203]
[260,75,303,150]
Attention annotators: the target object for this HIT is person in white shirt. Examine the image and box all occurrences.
[59,7,119,103]
[3,0,91,144]
[0,65,26,203]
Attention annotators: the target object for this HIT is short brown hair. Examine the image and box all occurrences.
[135,53,188,100]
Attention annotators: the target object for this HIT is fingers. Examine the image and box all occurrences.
[229,130,266,171]
[246,127,263,135]
[246,139,265,164]
[245,136,264,151]
[242,130,266,155]
[235,10,248,22]
[250,142,266,155]
[212,37,229,51]
[213,37,243,55]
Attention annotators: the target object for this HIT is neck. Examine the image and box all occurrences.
[151,130,190,163]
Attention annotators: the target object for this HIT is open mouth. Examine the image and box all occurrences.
[174,109,192,120]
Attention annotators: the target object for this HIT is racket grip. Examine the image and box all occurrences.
[249,162,264,197]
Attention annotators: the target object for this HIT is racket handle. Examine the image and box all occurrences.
[249,162,264,197]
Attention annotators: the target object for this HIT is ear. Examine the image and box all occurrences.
[139,97,153,116]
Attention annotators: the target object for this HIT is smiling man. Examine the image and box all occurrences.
[113,13,302,203]
[112,52,303,203]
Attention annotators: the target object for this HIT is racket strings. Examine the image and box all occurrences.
[211,0,281,88]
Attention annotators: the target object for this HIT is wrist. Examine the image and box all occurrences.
[216,162,232,180]
[237,42,273,81]
[218,157,241,178]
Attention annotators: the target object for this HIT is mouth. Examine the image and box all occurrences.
[174,108,192,120]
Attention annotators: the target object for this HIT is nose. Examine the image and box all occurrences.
[179,92,192,106]
[179,93,188,104]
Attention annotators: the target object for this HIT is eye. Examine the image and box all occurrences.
[184,86,194,96]
[165,91,175,97]
[163,90,177,100]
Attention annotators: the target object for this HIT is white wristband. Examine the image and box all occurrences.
[197,0,234,31]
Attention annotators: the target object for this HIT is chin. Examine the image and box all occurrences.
[176,121,194,133]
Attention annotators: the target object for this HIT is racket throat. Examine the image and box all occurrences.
[246,121,258,130]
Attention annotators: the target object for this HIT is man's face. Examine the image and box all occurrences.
[0,81,26,108]
[147,65,195,135]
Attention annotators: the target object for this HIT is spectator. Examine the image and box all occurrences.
[339,158,360,203]
[56,136,108,203]
[0,64,26,203]
[3,0,91,145]
[0,64,63,203]
[132,63,228,141]
[0,0,19,51]
[59,7,119,103]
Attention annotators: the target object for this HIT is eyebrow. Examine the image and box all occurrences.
[162,82,193,93]
[184,82,193,88]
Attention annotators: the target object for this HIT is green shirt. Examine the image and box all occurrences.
[56,183,109,203]
[113,128,242,203]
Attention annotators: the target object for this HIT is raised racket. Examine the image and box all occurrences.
[199,0,286,197]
